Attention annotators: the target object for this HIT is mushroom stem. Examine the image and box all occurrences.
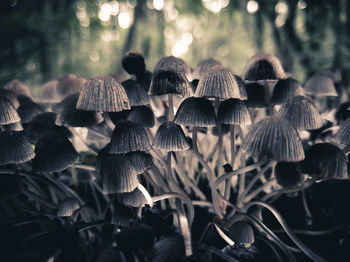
[168,94,174,120]
[224,125,235,200]
[175,199,193,257]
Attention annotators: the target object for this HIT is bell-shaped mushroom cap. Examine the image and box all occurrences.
[3,80,32,97]
[149,235,185,262]
[100,154,139,194]
[229,221,255,247]
[57,197,80,217]
[335,102,350,124]
[241,53,287,81]
[245,82,270,108]
[126,151,153,173]
[301,143,347,179]
[0,131,35,165]
[174,97,216,127]
[0,173,21,200]
[122,79,149,106]
[242,117,304,161]
[320,68,342,84]
[153,122,190,151]
[304,73,338,97]
[271,77,304,104]
[336,117,350,145]
[192,58,221,80]
[195,67,247,100]
[122,50,146,76]
[122,187,148,207]
[0,121,23,131]
[24,112,72,144]
[217,99,251,125]
[275,161,304,189]
[0,89,19,108]
[55,93,103,127]
[76,75,131,112]
[127,106,155,128]
[154,56,192,81]
[109,121,151,154]
[57,74,86,98]
[0,97,21,125]
[37,80,60,103]
[149,70,192,97]
[32,134,79,173]
[278,96,323,130]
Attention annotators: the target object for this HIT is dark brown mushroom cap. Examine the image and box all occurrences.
[100,154,139,194]
[275,161,304,189]
[271,77,304,105]
[0,131,35,165]
[122,79,150,106]
[109,121,151,154]
[57,74,86,98]
[174,97,216,127]
[0,89,20,108]
[122,187,148,207]
[245,82,270,108]
[242,53,287,81]
[153,122,190,151]
[304,73,338,97]
[127,106,155,128]
[229,221,255,247]
[278,96,322,130]
[242,117,304,162]
[126,151,153,173]
[195,67,247,100]
[76,75,130,112]
[122,50,146,76]
[57,198,80,217]
[0,96,21,125]
[32,134,79,173]
[154,56,192,80]
[55,93,103,127]
[149,70,192,97]
[192,58,221,80]
[217,99,251,125]
[3,79,32,97]
[336,117,350,145]
[301,143,347,179]
[37,80,60,103]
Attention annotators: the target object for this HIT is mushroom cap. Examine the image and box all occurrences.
[242,117,305,161]
[3,79,32,97]
[0,89,20,108]
[217,99,251,125]
[122,187,148,207]
[127,106,155,128]
[126,151,153,173]
[304,73,338,97]
[37,80,60,103]
[154,56,192,81]
[57,74,86,98]
[77,75,130,112]
[245,82,270,108]
[57,198,80,217]
[336,117,350,145]
[122,79,150,106]
[153,122,190,151]
[275,161,304,189]
[0,96,21,125]
[278,96,323,130]
[229,221,255,247]
[192,58,221,80]
[335,102,350,124]
[0,121,23,131]
[271,77,304,105]
[122,50,146,76]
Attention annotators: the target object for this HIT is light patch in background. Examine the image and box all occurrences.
[275,15,286,27]
[275,2,288,14]
[247,0,259,14]
[172,40,189,57]
[89,51,100,62]
[153,0,164,11]
[118,12,131,29]
[182,32,193,45]
[202,0,230,13]
[110,1,120,16]
[101,31,113,42]
[164,26,175,39]
[26,60,36,72]
[193,26,204,39]
[217,44,229,57]
[298,0,307,9]
[98,3,112,22]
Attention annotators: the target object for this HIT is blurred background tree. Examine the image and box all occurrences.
[1,0,350,90]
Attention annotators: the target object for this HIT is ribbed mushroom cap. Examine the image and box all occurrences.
[192,58,221,80]
[76,75,131,112]
[122,187,148,207]
[126,151,153,173]
[149,70,192,97]
[109,110,129,125]
[24,112,72,144]
[32,134,79,173]
[0,131,35,165]
[278,96,323,130]
[55,93,103,127]
[0,89,19,108]
[122,79,150,106]
[0,97,20,125]
[153,122,190,151]
[241,53,287,81]
[122,50,146,76]
[3,80,32,97]
[109,121,151,154]
[154,56,192,81]
[234,74,248,100]
[229,221,255,247]
[37,80,60,103]
[111,205,133,226]
[0,121,23,131]
[275,161,304,189]
[336,117,350,145]
[100,154,139,194]
[57,74,86,98]
[271,77,304,104]
[127,106,155,128]
[195,67,247,100]
[174,97,216,127]
[217,99,251,125]
[335,102,350,124]
[321,68,342,84]
[245,82,270,108]
[301,143,347,179]
[57,198,80,217]
[304,73,338,97]
[242,117,304,161]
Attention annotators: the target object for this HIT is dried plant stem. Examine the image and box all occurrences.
[224,125,235,200]
[213,223,235,246]
[175,199,193,256]
[241,178,276,204]
[168,94,175,120]
[214,98,224,178]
